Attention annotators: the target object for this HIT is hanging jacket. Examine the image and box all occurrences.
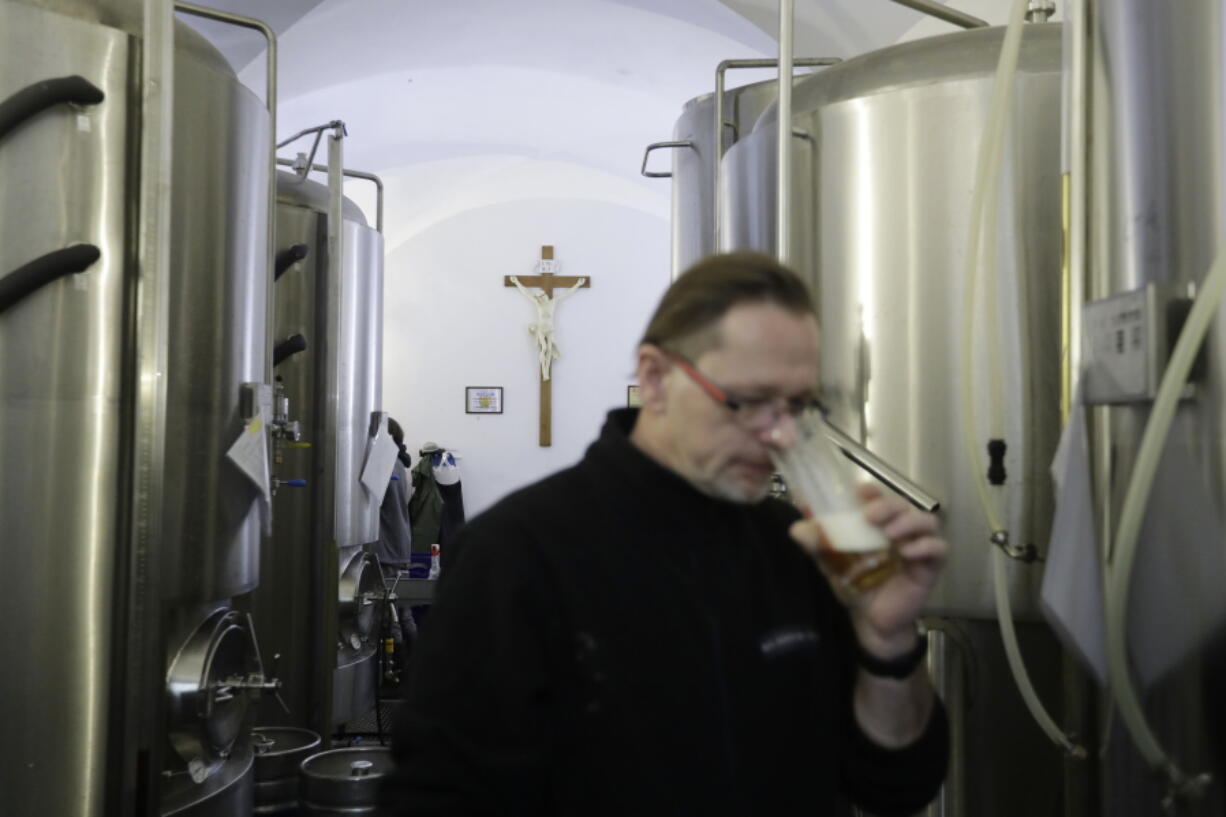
[375,458,413,567]
[409,454,443,553]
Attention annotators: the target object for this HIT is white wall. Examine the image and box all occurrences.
[383,191,668,516]
[257,0,773,519]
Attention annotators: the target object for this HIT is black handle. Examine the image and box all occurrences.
[273,333,308,367]
[0,244,101,315]
[987,439,1007,486]
[274,243,310,280]
[0,76,105,142]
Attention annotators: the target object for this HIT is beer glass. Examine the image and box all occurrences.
[771,411,900,594]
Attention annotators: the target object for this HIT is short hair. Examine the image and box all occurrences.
[639,252,816,358]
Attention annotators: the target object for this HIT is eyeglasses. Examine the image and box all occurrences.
[666,351,826,429]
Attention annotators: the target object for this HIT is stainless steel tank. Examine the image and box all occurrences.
[665,79,791,277]
[1083,0,1226,812]
[0,4,131,815]
[710,26,1073,817]
[1,2,271,814]
[162,21,271,603]
[722,24,1063,620]
[252,727,322,815]
[299,747,394,816]
[248,169,384,734]
[272,170,382,554]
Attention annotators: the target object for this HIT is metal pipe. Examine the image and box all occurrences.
[277,120,348,193]
[338,169,383,235]
[276,157,385,233]
[776,0,794,264]
[712,57,839,251]
[277,123,339,149]
[823,421,942,512]
[923,624,969,817]
[1063,0,1087,427]
[640,140,694,179]
[887,0,989,28]
[327,133,345,440]
[115,0,176,810]
[174,2,277,384]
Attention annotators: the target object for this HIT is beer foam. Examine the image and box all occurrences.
[814,510,889,553]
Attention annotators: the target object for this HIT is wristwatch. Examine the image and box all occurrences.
[854,629,929,679]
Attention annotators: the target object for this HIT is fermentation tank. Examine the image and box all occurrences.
[0,4,134,814]
[0,2,274,815]
[709,23,1074,816]
[657,76,805,278]
[161,18,273,816]
[723,24,1063,621]
[1079,0,1226,812]
[250,167,385,735]
[162,21,271,605]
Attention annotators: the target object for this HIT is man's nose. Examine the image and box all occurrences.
[762,411,800,450]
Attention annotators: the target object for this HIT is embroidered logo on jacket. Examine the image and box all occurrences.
[758,628,820,658]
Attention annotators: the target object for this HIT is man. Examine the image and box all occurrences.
[385,253,949,816]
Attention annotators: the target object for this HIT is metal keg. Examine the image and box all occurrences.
[252,727,322,815]
[299,747,393,815]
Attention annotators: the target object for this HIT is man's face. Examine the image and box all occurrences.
[651,302,820,503]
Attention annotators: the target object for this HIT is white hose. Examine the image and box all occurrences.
[959,0,1084,756]
[1105,245,1226,791]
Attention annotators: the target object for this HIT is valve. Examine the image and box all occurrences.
[990,529,1043,563]
[270,376,302,443]
[1025,0,1056,23]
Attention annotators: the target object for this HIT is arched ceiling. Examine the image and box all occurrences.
[181,0,1046,245]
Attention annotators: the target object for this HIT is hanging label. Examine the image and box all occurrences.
[227,416,272,505]
[1039,384,1106,684]
[360,414,398,504]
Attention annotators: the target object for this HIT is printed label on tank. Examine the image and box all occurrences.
[227,416,271,504]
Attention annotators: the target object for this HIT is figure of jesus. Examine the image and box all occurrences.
[509,275,586,381]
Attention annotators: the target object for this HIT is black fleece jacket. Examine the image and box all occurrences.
[385,409,947,816]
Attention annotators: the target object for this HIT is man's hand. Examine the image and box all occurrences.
[789,484,946,658]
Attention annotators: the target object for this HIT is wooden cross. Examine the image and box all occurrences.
[504,245,591,447]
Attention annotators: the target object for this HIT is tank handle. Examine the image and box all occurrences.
[273,334,308,367]
[274,244,310,280]
[0,245,101,315]
[0,76,105,142]
[640,140,695,178]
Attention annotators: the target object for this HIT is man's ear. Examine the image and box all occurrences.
[635,344,671,414]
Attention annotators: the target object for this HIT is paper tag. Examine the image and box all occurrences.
[360,416,398,504]
[1039,384,1107,684]
[226,416,271,506]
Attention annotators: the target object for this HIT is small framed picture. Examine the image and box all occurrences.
[627,385,642,408]
[466,386,503,414]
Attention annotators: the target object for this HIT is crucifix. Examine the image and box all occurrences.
[504,245,591,446]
